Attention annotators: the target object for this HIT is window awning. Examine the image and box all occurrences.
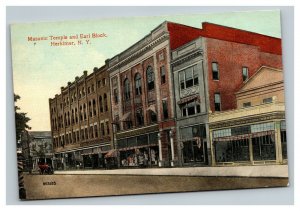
[120,112,131,121]
[177,95,200,105]
[104,149,118,158]
[213,131,275,142]
[147,104,156,113]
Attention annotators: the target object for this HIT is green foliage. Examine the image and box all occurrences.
[14,94,31,139]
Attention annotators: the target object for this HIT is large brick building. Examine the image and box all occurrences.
[170,22,283,166]
[49,65,113,169]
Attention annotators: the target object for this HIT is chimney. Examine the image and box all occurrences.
[83,70,88,76]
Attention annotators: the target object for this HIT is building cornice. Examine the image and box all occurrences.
[171,49,203,67]
[108,33,169,72]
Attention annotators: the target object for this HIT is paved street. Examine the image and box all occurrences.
[23,173,288,200]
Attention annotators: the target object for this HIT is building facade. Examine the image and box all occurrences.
[49,65,113,170]
[108,22,173,168]
[209,67,287,166]
[49,21,286,169]
[171,23,283,167]
[171,38,210,166]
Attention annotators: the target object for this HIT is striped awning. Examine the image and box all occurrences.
[177,95,200,105]
[147,104,156,113]
[104,149,118,158]
[118,144,158,152]
[213,131,275,142]
[120,112,131,121]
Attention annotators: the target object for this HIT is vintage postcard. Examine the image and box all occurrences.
[11,10,289,200]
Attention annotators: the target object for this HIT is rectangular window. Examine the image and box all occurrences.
[159,52,164,61]
[84,128,88,140]
[90,126,94,138]
[181,100,201,117]
[101,123,105,136]
[243,102,251,108]
[94,125,98,138]
[162,100,169,120]
[263,97,273,104]
[212,62,219,80]
[179,65,199,90]
[106,121,110,135]
[114,89,118,104]
[214,93,221,111]
[160,66,166,84]
[242,67,249,81]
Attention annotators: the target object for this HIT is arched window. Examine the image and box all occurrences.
[99,96,103,113]
[104,93,108,111]
[135,73,142,95]
[124,78,130,101]
[147,66,155,91]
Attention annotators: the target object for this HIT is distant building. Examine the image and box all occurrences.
[19,131,53,172]
[209,67,287,165]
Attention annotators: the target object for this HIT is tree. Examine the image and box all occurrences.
[15,94,31,140]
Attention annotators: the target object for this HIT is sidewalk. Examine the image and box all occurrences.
[55,164,288,178]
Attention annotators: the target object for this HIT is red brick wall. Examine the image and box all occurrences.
[167,22,203,50]
[201,22,282,55]
[205,38,283,112]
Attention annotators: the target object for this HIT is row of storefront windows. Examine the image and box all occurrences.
[213,121,287,163]
[214,135,277,163]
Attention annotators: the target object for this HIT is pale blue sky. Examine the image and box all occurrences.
[11,10,281,131]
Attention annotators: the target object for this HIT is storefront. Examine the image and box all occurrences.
[179,124,208,165]
[53,144,111,170]
[117,132,159,168]
[211,121,286,165]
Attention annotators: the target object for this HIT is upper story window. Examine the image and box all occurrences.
[179,65,199,90]
[87,86,91,94]
[113,88,118,104]
[214,93,221,111]
[99,96,103,113]
[91,84,95,92]
[263,97,273,104]
[147,66,155,91]
[160,66,166,84]
[104,93,108,112]
[149,110,157,124]
[162,100,169,120]
[136,110,144,126]
[102,78,106,86]
[112,77,117,86]
[159,52,164,61]
[212,62,219,80]
[97,80,101,88]
[135,73,142,96]
[243,102,251,108]
[124,78,131,101]
[181,100,201,117]
[242,67,249,81]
